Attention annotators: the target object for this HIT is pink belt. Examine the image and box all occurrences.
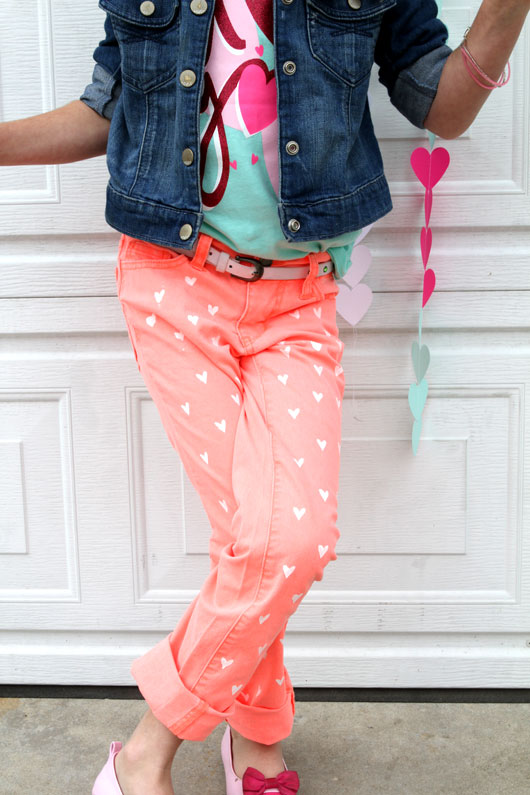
[167,242,334,283]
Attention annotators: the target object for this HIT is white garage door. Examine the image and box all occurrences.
[1,1,529,688]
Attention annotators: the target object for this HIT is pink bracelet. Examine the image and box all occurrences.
[461,27,511,90]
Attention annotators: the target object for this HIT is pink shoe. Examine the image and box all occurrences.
[92,741,125,795]
[221,723,300,795]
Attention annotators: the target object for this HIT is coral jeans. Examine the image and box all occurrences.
[115,231,345,745]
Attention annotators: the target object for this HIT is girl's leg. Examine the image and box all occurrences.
[113,233,344,765]
[113,707,184,795]
[112,234,296,775]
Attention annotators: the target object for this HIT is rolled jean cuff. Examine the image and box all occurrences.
[229,686,296,744]
[130,633,234,741]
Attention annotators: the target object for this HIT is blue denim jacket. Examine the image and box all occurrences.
[80,0,452,251]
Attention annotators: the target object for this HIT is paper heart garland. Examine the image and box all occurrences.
[409,140,451,454]
[411,341,430,383]
[335,241,374,327]
[405,0,451,454]
[334,1,451,455]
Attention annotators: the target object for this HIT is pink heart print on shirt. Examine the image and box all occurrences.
[200,0,279,205]
[237,63,277,136]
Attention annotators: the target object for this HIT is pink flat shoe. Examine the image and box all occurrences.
[221,723,300,795]
[92,741,125,795]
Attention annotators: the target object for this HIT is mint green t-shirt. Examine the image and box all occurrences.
[197,0,361,281]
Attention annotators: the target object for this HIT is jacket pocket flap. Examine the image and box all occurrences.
[98,0,180,27]
[307,0,396,22]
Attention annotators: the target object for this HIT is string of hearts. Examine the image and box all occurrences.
[335,0,450,455]
[408,141,450,453]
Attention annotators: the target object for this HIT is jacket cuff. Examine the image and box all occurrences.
[390,43,453,130]
[79,62,122,121]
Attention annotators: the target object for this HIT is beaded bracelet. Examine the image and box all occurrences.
[461,26,511,89]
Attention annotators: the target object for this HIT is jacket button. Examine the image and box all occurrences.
[347,0,362,8]
[282,0,294,5]
[190,0,208,14]
[179,223,193,240]
[288,218,300,232]
[180,69,197,87]
[286,140,299,155]
[182,148,194,166]
[139,1,156,15]
[283,61,296,75]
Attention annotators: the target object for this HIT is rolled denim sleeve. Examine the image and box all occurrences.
[374,0,453,129]
[79,12,122,121]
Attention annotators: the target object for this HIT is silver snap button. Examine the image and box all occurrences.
[182,148,194,166]
[347,0,362,8]
[180,69,197,87]
[286,140,299,155]
[179,223,193,240]
[190,0,208,14]
[140,1,156,15]
[282,0,294,5]
[288,218,300,232]
[283,61,296,75]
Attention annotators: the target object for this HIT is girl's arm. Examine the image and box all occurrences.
[1,10,121,167]
[0,99,111,166]
[424,0,530,139]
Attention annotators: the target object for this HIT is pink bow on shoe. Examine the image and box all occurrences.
[242,766,300,795]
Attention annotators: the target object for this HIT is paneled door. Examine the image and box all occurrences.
[1,1,529,687]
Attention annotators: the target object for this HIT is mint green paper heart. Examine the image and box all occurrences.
[411,341,430,383]
[408,377,428,421]
[412,417,422,455]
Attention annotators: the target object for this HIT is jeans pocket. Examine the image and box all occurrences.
[118,233,181,266]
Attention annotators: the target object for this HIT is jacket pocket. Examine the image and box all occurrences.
[98,0,180,91]
[306,0,396,87]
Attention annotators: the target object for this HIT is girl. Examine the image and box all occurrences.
[1,0,526,793]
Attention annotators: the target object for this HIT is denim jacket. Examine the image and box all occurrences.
[79,0,452,252]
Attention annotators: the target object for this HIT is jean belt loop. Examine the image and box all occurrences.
[190,233,213,271]
[300,252,325,301]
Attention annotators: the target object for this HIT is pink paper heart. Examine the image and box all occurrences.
[342,244,372,289]
[230,160,237,170]
[251,153,259,164]
[410,147,450,189]
[422,268,436,308]
[353,222,375,246]
[336,282,373,327]
[255,44,264,56]
[238,64,277,135]
[420,226,432,269]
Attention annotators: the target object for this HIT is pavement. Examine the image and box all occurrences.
[1,697,529,794]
